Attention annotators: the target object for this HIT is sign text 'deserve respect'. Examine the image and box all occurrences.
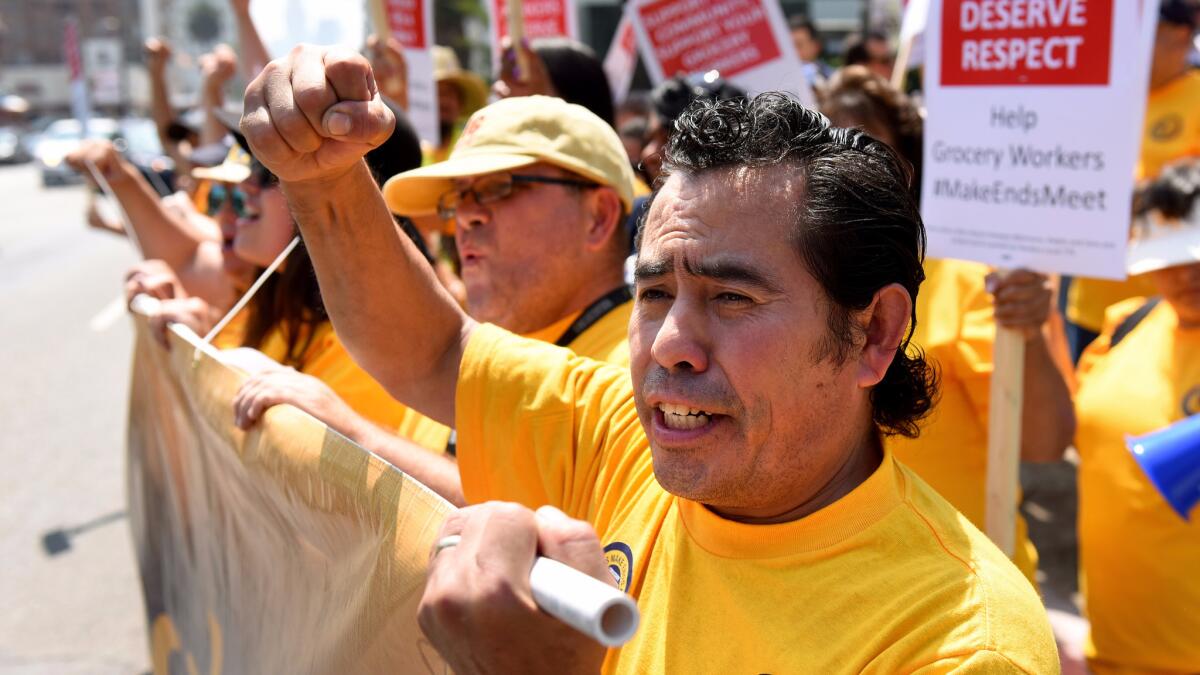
[941,0,1113,86]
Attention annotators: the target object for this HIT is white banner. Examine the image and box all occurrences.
[628,0,812,105]
[921,0,1159,279]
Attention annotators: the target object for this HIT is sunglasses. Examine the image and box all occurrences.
[206,184,248,217]
[436,173,596,220]
[205,167,278,218]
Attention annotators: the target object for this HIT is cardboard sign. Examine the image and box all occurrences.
[486,0,578,63]
[604,9,639,103]
[920,0,1159,279]
[628,0,812,104]
[376,0,439,146]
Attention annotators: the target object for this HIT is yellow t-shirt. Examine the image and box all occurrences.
[1138,69,1200,180]
[456,324,1060,673]
[1075,297,1200,675]
[395,298,633,457]
[220,319,409,430]
[1067,70,1200,332]
[887,258,1039,585]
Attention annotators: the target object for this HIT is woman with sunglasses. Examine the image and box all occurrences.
[132,153,414,430]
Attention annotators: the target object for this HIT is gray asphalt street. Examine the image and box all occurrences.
[0,164,149,674]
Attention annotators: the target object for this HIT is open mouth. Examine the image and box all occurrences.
[657,403,714,430]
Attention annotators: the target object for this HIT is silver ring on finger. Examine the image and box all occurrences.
[432,534,462,557]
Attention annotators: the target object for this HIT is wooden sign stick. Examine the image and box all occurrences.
[507,0,529,82]
[986,312,1025,557]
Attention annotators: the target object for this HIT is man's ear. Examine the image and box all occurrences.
[583,187,624,252]
[856,283,912,388]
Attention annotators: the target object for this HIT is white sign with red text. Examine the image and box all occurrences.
[485,0,578,65]
[378,0,438,145]
[921,0,1159,279]
[604,9,639,103]
[628,0,812,105]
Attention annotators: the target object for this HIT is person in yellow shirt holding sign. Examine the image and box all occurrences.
[240,45,1059,673]
[1075,160,1200,675]
[232,96,637,506]
[1066,0,1200,359]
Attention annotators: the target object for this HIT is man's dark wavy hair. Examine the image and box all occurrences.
[642,92,936,438]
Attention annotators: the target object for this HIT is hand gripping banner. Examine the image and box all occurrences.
[126,313,452,674]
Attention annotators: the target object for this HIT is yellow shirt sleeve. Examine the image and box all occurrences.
[293,324,410,431]
[947,270,997,429]
[1075,296,1149,378]
[455,323,643,516]
[393,407,453,454]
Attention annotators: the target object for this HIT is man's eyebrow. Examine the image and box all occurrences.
[685,257,784,293]
[633,257,673,281]
[634,255,783,294]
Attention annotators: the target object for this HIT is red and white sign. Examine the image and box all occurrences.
[940,0,1113,86]
[378,0,438,145]
[382,0,429,49]
[921,0,1159,279]
[628,0,812,104]
[603,9,639,103]
[486,0,578,62]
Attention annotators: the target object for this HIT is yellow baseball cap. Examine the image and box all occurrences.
[191,143,252,184]
[382,95,635,217]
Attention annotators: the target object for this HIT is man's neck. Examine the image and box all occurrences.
[554,266,628,326]
[711,431,884,526]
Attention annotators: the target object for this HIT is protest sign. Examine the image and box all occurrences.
[894,0,930,84]
[921,0,1159,280]
[371,0,439,145]
[485,0,578,63]
[126,314,452,673]
[628,0,812,104]
[603,9,639,103]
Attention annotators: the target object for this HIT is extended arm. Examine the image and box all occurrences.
[231,367,465,505]
[240,45,474,425]
[230,0,272,82]
[143,38,190,172]
[66,141,210,270]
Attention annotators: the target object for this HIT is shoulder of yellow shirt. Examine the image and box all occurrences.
[394,298,634,455]
[1078,296,1157,376]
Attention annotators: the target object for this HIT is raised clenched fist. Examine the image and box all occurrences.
[143,38,173,75]
[239,44,396,184]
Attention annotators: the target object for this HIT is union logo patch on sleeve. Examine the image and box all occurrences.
[603,542,634,593]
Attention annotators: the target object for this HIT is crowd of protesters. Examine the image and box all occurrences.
[61,0,1200,672]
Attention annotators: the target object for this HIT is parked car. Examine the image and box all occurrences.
[33,117,171,189]
[0,126,30,163]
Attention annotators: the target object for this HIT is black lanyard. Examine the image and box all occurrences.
[554,286,633,347]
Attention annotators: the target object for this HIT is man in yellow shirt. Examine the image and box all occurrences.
[1067,0,1200,358]
[1075,160,1200,674]
[232,94,636,506]
[242,47,1059,672]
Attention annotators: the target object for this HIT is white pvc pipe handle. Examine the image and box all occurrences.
[529,556,639,648]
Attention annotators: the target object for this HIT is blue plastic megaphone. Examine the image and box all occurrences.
[1127,414,1200,520]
